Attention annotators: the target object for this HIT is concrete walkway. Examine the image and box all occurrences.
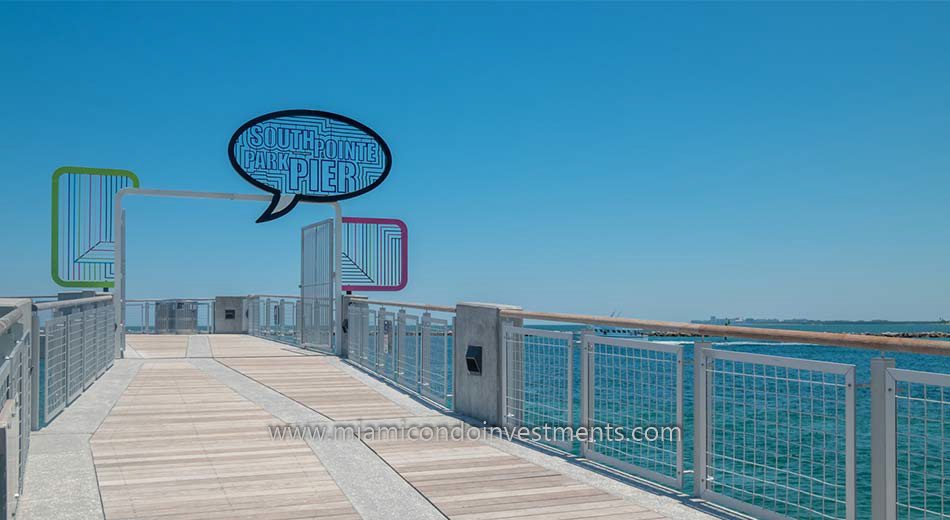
[18,335,718,520]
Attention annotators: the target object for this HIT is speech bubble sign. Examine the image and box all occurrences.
[228,110,392,222]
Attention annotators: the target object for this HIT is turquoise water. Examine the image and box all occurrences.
[522,323,950,520]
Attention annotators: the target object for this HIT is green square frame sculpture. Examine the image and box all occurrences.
[51,166,140,288]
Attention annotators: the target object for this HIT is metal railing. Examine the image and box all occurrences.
[496,308,950,520]
[582,335,684,489]
[246,295,301,346]
[875,364,950,520]
[124,298,214,334]
[696,345,855,520]
[0,299,32,519]
[35,296,116,426]
[345,299,454,409]
[502,326,574,451]
[0,294,117,519]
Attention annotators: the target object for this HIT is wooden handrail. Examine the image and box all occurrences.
[359,299,456,314]
[500,309,950,356]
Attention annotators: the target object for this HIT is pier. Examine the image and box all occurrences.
[11,326,701,520]
[2,293,948,519]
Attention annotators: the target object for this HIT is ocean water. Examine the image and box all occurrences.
[515,323,950,520]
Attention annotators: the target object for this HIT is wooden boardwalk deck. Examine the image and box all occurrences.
[91,361,359,520]
[366,439,665,520]
[217,356,412,420]
[209,334,308,358]
[126,335,189,358]
[48,335,684,519]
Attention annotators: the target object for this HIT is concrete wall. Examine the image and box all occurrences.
[214,297,246,334]
[452,303,521,426]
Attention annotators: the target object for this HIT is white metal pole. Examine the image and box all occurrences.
[693,341,710,497]
[871,357,897,520]
[332,202,342,356]
[113,187,339,351]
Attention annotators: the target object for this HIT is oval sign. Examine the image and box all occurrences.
[228,110,392,222]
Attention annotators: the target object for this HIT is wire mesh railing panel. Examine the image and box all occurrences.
[82,311,98,389]
[198,301,213,333]
[246,297,302,346]
[280,300,297,338]
[346,303,366,364]
[65,314,84,403]
[93,307,104,377]
[421,315,452,407]
[344,303,454,410]
[365,308,378,370]
[247,297,259,336]
[503,325,574,450]
[96,305,110,376]
[699,348,855,520]
[35,301,117,428]
[582,335,684,488]
[397,312,420,391]
[41,316,68,424]
[889,368,950,520]
[380,310,397,379]
[105,305,115,369]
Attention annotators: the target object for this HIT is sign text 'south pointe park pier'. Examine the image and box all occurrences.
[229,110,392,222]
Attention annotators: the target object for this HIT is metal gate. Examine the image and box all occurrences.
[301,219,335,352]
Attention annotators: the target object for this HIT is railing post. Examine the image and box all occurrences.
[693,341,710,497]
[30,305,40,431]
[295,299,302,346]
[579,335,592,458]
[396,309,406,382]
[871,357,897,520]
[421,312,431,390]
[278,299,286,337]
[377,307,386,370]
[264,298,271,336]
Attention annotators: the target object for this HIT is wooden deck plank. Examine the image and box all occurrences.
[125,335,189,358]
[91,361,359,519]
[208,335,308,358]
[366,438,668,519]
[216,356,412,420]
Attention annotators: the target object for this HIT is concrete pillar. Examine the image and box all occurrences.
[452,302,521,426]
[213,297,247,334]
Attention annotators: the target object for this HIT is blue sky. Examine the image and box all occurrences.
[1,2,948,321]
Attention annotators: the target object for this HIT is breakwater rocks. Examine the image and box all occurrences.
[864,331,950,339]
[640,331,950,339]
